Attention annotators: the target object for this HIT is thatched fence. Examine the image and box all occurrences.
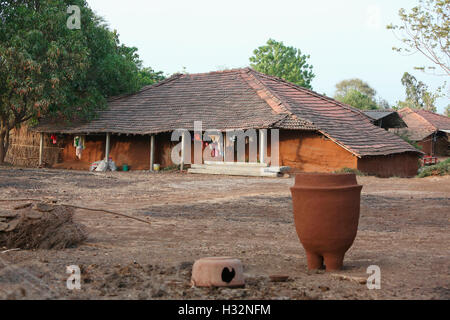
[5,125,62,167]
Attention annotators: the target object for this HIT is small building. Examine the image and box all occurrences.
[32,68,421,177]
[392,108,450,157]
[363,110,406,130]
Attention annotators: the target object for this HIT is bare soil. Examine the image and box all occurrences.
[0,167,449,300]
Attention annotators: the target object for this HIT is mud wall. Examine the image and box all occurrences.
[53,132,177,170]
[23,129,422,178]
[417,136,432,155]
[357,153,419,178]
[279,130,358,172]
[434,135,449,156]
[418,134,449,156]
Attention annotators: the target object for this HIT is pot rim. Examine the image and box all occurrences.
[290,184,362,191]
[292,172,357,177]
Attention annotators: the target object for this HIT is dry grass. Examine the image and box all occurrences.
[4,125,61,167]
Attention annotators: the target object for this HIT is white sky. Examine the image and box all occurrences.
[87,0,449,113]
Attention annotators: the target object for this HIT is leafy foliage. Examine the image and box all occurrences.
[417,158,450,177]
[445,104,450,116]
[396,72,441,111]
[0,0,164,162]
[138,67,165,87]
[333,167,367,176]
[387,0,450,75]
[335,79,377,99]
[333,79,386,110]
[335,89,379,110]
[249,39,315,89]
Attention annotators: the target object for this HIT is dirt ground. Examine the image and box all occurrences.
[0,166,449,300]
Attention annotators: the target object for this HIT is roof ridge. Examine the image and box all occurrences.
[248,69,420,157]
[245,69,370,156]
[107,73,185,103]
[416,108,450,120]
[107,68,253,103]
[183,67,252,77]
[239,69,290,114]
[399,107,438,131]
[364,109,395,112]
[248,69,370,120]
[240,69,316,126]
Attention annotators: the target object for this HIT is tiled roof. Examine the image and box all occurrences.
[363,110,397,121]
[35,70,311,134]
[390,128,433,142]
[247,70,420,156]
[413,109,450,131]
[397,107,450,140]
[34,68,420,157]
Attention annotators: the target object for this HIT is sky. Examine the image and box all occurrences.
[87,0,448,114]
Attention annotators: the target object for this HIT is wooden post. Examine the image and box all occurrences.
[259,129,266,164]
[150,134,155,171]
[180,132,185,171]
[105,133,111,161]
[39,133,44,167]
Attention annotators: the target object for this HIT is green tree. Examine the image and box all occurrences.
[0,0,163,163]
[334,78,389,110]
[335,89,379,110]
[249,39,315,89]
[335,79,377,99]
[377,98,391,109]
[444,104,450,116]
[387,0,450,75]
[397,72,439,111]
[138,67,165,87]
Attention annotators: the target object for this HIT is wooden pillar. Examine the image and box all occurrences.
[259,129,266,164]
[180,132,185,171]
[39,133,44,167]
[150,134,155,171]
[105,133,111,161]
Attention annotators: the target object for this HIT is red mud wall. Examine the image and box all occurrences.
[357,153,419,178]
[279,130,358,172]
[435,136,449,156]
[56,135,104,170]
[54,133,177,170]
[417,137,432,155]
[418,135,448,156]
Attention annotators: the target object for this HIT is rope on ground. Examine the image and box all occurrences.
[0,198,41,202]
[0,198,151,226]
[60,204,151,226]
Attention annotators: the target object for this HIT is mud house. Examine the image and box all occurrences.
[23,68,421,177]
[392,108,450,157]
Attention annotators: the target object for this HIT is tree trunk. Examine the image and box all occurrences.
[0,121,10,165]
[0,130,7,164]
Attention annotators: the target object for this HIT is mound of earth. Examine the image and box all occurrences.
[0,203,86,250]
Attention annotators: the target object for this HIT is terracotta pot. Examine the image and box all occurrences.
[290,173,363,271]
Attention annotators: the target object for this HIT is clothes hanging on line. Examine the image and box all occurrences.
[74,136,85,160]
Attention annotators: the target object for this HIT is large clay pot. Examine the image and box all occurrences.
[290,173,363,271]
